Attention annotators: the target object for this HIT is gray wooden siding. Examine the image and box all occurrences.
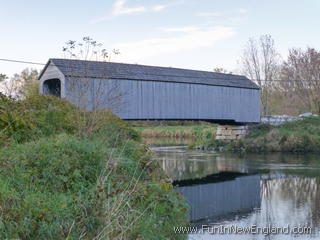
[82,78,260,123]
[65,78,95,111]
[40,67,260,123]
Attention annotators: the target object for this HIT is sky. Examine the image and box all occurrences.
[0,0,320,78]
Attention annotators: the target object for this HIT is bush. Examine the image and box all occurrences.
[0,134,105,239]
[205,138,227,150]
[0,94,76,145]
[0,134,187,240]
[0,94,140,147]
[0,93,188,239]
[95,112,141,146]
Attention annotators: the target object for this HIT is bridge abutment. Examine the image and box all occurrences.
[216,125,248,140]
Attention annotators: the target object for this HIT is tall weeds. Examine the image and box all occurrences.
[0,94,188,239]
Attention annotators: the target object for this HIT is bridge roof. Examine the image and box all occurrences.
[40,58,259,89]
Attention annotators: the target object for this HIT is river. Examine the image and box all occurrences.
[150,144,320,239]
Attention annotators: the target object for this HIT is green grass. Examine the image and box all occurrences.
[134,125,216,141]
[0,94,188,240]
[205,117,320,153]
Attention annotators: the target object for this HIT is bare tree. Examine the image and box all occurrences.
[241,34,280,115]
[3,69,38,98]
[213,67,233,74]
[281,47,320,113]
[62,37,120,62]
[60,37,124,135]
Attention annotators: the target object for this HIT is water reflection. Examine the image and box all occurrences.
[187,177,320,240]
[150,146,320,239]
[259,177,320,230]
[177,174,261,223]
[151,146,252,181]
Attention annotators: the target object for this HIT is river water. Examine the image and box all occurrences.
[150,145,320,240]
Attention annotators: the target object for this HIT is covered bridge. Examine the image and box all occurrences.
[39,59,260,123]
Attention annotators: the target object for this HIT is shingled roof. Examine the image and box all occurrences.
[39,58,259,89]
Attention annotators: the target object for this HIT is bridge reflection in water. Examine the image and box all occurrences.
[151,147,320,238]
[176,174,320,230]
[175,174,261,223]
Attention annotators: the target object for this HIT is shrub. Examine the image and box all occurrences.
[0,94,77,145]
[206,138,227,150]
[95,112,140,146]
[0,94,188,239]
[0,94,140,147]
[0,134,188,240]
[0,134,105,239]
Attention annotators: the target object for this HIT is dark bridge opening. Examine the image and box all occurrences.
[43,79,61,97]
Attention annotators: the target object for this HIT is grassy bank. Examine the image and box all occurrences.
[0,94,188,239]
[205,117,320,153]
[134,124,216,143]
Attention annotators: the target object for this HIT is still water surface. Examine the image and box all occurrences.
[151,145,320,240]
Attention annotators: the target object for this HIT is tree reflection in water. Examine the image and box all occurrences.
[151,146,320,239]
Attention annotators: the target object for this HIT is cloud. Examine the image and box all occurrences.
[112,0,171,16]
[113,0,146,16]
[196,9,248,18]
[90,0,175,23]
[152,5,168,12]
[159,26,200,33]
[114,26,236,62]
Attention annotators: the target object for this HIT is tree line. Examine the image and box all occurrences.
[240,34,320,115]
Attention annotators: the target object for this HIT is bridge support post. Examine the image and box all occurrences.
[216,125,248,140]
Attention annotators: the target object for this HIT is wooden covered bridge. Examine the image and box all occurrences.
[39,59,260,124]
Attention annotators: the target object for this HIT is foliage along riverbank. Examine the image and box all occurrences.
[205,116,320,153]
[133,123,216,145]
[0,93,188,240]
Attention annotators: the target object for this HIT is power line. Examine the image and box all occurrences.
[0,58,45,65]
[251,79,320,82]
[1,57,320,83]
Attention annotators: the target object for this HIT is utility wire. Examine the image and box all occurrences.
[1,57,320,83]
[0,58,45,65]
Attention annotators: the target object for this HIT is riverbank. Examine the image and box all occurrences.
[205,116,320,153]
[133,123,216,145]
[0,94,188,239]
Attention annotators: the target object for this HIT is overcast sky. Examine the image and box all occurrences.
[1,0,319,77]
